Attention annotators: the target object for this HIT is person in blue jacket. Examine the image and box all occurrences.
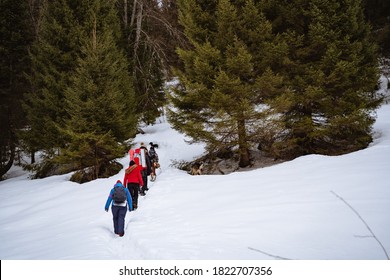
[105,180,133,237]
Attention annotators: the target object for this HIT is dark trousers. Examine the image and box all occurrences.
[111,205,127,234]
[141,169,148,189]
[127,183,139,208]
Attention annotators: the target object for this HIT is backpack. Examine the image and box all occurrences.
[112,186,127,203]
[130,148,147,168]
[149,147,156,159]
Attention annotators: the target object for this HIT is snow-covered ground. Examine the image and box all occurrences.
[1,100,389,261]
[1,72,390,261]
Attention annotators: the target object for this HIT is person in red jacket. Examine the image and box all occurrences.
[123,160,144,210]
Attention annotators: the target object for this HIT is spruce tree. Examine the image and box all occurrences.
[22,0,136,175]
[23,0,85,156]
[265,0,381,159]
[171,0,285,167]
[58,2,137,181]
[23,0,124,151]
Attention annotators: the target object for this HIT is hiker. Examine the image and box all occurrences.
[139,142,152,192]
[104,180,132,237]
[123,160,144,209]
[149,142,159,181]
[149,142,159,162]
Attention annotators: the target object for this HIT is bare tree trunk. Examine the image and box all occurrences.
[92,14,97,50]
[130,0,137,28]
[134,1,143,57]
[124,0,128,28]
[28,0,47,38]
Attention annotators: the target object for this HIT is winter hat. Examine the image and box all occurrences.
[116,180,122,184]
[129,160,136,166]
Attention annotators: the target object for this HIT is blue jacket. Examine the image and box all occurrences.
[105,182,133,211]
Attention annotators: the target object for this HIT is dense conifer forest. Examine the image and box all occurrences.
[1,0,389,180]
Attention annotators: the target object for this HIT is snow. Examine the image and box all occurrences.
[1,105,390,261]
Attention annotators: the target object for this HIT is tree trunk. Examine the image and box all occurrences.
[124,0,128,28]
[0,143,15,180]
[92,15,97,50]
[130,0,137,28]
[31,151,35,164]
[237,118,250,168]
[134,1,143,56]
[28,0,47,38]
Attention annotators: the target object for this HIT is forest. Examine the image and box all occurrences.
[1,0,389,181]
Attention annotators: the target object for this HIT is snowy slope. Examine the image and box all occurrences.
[0,103,389,260]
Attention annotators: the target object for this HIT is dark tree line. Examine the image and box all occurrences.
[1,0,34,178]
[0,0,389,179]
[363,0,390,57]
[0,0,181,180]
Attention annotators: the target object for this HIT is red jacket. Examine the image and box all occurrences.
[123,164,144,187]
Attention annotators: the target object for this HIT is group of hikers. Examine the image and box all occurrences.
[104,142,159,237]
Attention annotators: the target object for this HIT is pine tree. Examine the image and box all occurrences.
[170,0,285,167]
[22,0,85,157]
[23,0,124,151]
[264,0,381,159]
[57,2,137,181]
[23,0,136,176]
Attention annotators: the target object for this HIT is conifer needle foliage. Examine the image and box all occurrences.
[170,0,381,163]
